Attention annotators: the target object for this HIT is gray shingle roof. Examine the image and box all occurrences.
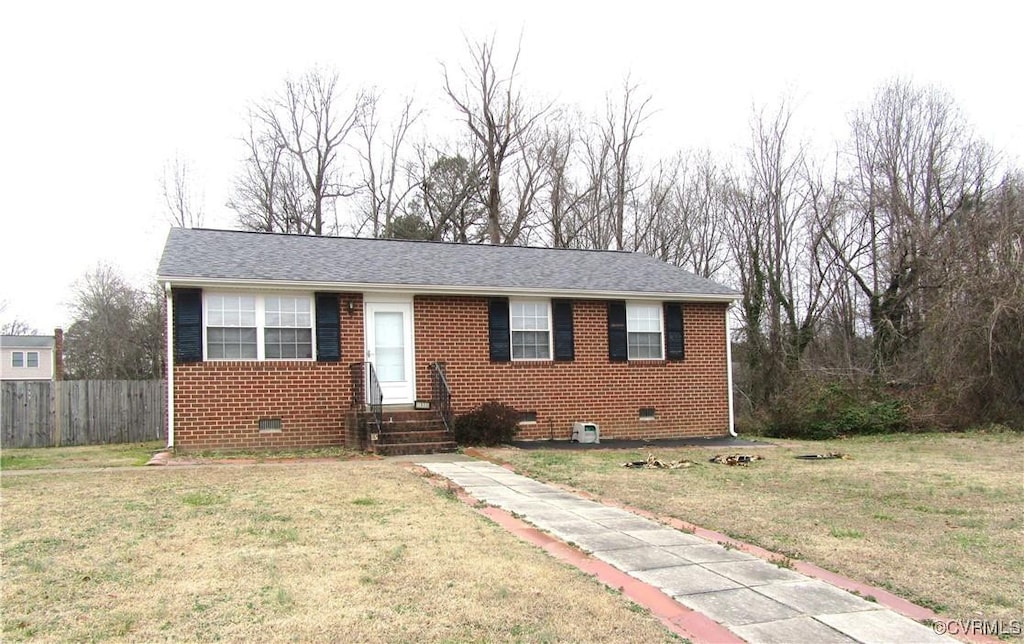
[0,335,54,349]
[157,228,738,300]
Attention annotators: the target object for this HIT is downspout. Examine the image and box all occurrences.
[164,282,175,449]
[725,305,737,437]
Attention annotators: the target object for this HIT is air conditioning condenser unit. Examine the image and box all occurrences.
[571,422,600,444]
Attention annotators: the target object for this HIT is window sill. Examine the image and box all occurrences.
[202,358,316,363]
[614,359,668,366]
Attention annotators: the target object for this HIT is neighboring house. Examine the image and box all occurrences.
[157,228,740,452]
[0,334,57,381]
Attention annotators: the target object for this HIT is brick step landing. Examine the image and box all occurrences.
[376,429,452,445]
[368,408,456,456]
[374,440,459,457]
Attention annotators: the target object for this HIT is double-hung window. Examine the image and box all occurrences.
[264,296,312,359]
[627,303,664,360]
[205,293,314,360]
[26,352,39,368]
[12,351,23,367]
[510,300,551,360]
[207,295,258,359]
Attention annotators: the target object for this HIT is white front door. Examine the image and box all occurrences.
[364,300,415,404]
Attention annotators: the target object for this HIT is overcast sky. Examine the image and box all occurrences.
[2,0,1021,332]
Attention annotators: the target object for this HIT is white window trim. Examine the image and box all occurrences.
[626,301,665,361]
[26,351,39,368]
[203,291,317,361]
[12,351,23,367]
[509,298,553,362]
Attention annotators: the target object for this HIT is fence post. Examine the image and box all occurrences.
[52,380,61,447]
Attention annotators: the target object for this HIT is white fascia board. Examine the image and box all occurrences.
[156,276,740,303]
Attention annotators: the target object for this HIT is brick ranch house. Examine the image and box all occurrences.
[157,228,739,453]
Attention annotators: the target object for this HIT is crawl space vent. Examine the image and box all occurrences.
[258,418,283,433]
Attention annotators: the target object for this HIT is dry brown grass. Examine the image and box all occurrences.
[1,461,677,642]
[481,431,1024,627]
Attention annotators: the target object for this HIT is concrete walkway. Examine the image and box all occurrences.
[418,458,954,644]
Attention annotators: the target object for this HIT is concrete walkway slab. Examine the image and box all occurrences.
[624,528,707,547]
[416,458,958,644]
[537,500,601,514]
[631,564,743,596]
[591,516,663,531]
[592,546,690,572]
[571,508,639,522]
[663,543,759,563]
[567,531,646,552]
[732,616,858,643]
[443,474,503,486]
[542,518,613,537]
[817,609,953,644]
[755,579,878,614]
[703,559,807,586]
[675,587,802,626]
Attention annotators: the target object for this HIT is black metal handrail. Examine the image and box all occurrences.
[350,361,383,440]
[430,361,453,434]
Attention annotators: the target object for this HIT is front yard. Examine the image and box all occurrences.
[1,460,676,642]
[480,431,1024,628]
[3,431,1019,640]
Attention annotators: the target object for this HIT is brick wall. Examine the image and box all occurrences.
[171,294,363,451]
[171,292,731,449]
[414,296,731,440]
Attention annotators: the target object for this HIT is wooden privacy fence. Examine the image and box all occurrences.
[1,380,166,448]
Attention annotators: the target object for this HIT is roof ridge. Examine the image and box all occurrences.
[183,227,637,256]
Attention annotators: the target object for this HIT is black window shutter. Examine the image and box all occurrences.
[172,288,203,364]
[552,299,575,361]
[664,303,685,361]
[607,301,627,362]
[488,298,511,362]
[315,293,341,362]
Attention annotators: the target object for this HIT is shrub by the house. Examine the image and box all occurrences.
[453,401,520,446]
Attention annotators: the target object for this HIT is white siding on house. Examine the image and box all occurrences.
[0,344,54,380]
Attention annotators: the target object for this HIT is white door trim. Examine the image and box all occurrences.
[363,295,415,404]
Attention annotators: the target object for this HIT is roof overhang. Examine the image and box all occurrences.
[157,275,740,304]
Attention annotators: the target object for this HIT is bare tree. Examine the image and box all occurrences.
[229,116,304,233]
[603,77,654,251]
[540,119,583,248]
[577,124,614,250]
[231,68,374,235]
[631,156,679,258]
[917,170,1024,424]
[570,79,652,251]
[356,95,421,237]
[1,318,36,335]
[161,154,205,228]
[725,104,832,404]
[823,80,994,374]
[0,300,37,335]
[505,123,552,244]
[443,35,550,244]
[632,151,729,278]
[673,151,730,278]
[64,265,164,379]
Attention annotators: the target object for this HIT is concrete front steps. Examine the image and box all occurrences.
[369,408,457,457]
